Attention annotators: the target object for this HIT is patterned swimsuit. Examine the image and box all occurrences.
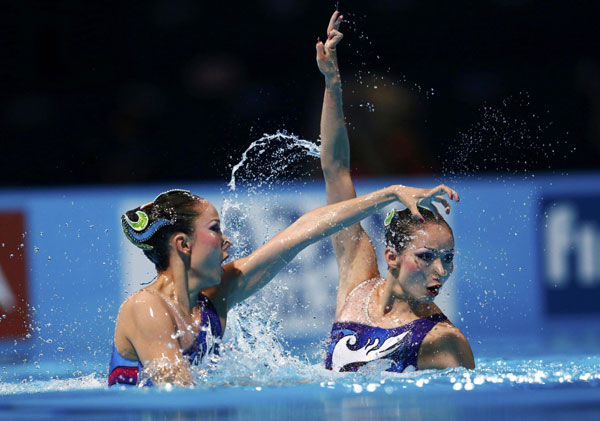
[325,277,447,373]
[108,291,222,387]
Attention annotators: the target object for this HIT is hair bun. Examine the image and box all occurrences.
[121,208,173,250]
[121,189,203,272]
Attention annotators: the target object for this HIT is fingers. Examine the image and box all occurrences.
[434,195,451,214]
[325,12,343,53]
[334,13,343,30]
[327,11,341,33]
[326,29,344,49]
[430,184,460,202]
[407,204,425,224]
[316,40,326,58]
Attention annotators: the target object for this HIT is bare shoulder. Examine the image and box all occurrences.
[117,290,176,343]
[417,319,475,370]
[119,290,165,318]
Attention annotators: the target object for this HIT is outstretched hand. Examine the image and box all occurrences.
[392,184,460,222]
[316,11,344,80]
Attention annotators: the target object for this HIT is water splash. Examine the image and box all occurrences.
[227,131,320,192]
[200,131,322,387]
[222,131,320,261]
[440,93,563,179]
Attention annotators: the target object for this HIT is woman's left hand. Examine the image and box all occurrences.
[316,11,344,81]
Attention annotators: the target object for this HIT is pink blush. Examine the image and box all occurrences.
[195,231,221,247]
[401,255,420,272]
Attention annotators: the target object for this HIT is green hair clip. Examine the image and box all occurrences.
[384,208,397,226]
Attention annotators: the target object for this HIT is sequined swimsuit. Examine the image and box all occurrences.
[325,277,447,373]
[108,291,222,387]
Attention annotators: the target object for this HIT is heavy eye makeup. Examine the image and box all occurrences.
[208,221,221,232]
[415,248,455,263]
[415,251,435,262]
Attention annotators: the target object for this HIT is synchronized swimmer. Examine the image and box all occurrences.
[108,10,470,388]
[316,11,474,372]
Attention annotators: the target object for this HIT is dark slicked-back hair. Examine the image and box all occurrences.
[384,207,452,252]
[121,189,204,271]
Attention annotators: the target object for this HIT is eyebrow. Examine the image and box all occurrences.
[424,247,454,253]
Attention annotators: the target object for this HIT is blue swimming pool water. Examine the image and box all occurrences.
[1,318,599,421]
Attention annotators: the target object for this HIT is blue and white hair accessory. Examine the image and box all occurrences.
[120,189,191,250]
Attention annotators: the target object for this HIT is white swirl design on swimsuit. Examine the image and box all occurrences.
[331,331,409,371]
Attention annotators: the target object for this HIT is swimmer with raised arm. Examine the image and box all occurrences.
[316,11,474,372]
[109,183,458,386]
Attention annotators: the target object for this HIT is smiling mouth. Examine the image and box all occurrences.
[427,285,440,297]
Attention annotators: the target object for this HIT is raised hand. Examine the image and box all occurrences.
[392,184,461,222]
[316,11,344,80]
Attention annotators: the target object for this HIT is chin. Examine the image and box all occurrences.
[419,294,436,303]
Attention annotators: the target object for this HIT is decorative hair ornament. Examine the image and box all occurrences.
[384,208,397,226]
[121,189,194,250]
[121,215,173,250]
[124,210,149,232]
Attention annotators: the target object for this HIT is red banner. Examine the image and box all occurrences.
[0,212,30,339]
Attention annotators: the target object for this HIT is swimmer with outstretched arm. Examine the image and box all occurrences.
[109,182,460,386]
[316,11,474,372]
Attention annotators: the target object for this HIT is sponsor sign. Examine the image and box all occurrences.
[540,195,600,314]
[0,212,30,338]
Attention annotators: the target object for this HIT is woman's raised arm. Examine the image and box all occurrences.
[317,11,352,203]
[316,11,380,312]
[216,184,458,308]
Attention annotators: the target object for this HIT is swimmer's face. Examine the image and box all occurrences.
[187,201,231,289]
[396,223,454,303]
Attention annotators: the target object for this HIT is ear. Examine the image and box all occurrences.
[384,246,401,269]
[173,233,191,256]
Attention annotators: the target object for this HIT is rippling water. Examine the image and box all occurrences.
[1,349,599,420]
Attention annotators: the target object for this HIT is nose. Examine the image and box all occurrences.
[222,235,232,250]
[432,257,448,276]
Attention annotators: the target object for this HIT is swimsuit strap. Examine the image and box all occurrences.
[197,292,223,339]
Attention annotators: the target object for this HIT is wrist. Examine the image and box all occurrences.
[388,185,404,201]
[325,75,341,89]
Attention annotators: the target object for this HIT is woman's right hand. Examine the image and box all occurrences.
[391,184,460,222]
[316,11,344,81]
